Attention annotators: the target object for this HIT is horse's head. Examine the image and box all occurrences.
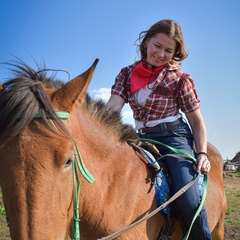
[0,59,99,240]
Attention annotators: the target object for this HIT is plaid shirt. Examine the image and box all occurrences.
[111,62,200,125]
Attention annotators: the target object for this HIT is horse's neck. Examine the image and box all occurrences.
[73,109,150,179]
[78,141,154,238]
[75,113,149,190]
[73,112,163,239]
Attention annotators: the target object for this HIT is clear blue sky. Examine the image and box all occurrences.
[0,0,239,159]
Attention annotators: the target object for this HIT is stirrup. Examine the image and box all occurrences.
[159,207,177,240]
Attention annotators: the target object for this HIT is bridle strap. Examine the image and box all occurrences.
[71,142,96,239]
[74,141,95,184]
[21,111,95,240]
[34,111,70,119]
[17,111,71,119]
[72,152,81,240]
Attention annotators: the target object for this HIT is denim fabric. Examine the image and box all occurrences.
[138,121,212,240]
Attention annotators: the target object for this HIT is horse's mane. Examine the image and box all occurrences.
[0,61,139,148]
[83,95,139,144]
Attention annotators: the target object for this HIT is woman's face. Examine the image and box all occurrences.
[145,33,176,66]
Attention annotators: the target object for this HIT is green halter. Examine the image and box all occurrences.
[72,140,95,240]
[48,111,96,240]
[18,111,96,240]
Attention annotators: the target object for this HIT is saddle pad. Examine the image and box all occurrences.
[143,150,170,216]
[155,170,170,216]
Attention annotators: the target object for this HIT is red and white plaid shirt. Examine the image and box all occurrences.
[111,62,200,126]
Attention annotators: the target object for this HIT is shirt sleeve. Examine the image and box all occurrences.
[177,74,200,113]
[111,66,131,103]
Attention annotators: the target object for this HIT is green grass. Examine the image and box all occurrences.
[0,192,6,217]
[0,190,10,239]
[223,172,240,239]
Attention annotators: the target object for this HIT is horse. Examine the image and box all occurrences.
[0,59,227,240]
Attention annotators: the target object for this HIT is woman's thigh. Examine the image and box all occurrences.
[140,123,200,206]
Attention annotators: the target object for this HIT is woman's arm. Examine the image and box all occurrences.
[106,95,125,112]
[185,109,210,174]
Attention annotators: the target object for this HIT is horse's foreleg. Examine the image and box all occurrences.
[211,214,226,240]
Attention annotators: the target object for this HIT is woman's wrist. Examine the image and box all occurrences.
[196,152,208,158]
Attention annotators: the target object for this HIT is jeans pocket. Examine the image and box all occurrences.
[172,123,191,137]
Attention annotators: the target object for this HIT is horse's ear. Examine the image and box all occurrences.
[53,59,99,111]
[0,82,3,91]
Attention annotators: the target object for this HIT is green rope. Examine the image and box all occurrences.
[71,141,96,240]
[74,141,96,184]
[72,157,81,240]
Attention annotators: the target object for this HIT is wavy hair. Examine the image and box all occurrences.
[136,19,188,65]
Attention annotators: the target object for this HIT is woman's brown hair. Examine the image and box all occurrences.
[137,19,188,65]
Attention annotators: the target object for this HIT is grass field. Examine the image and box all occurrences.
[0,172,239,239]
[223,171,240,239]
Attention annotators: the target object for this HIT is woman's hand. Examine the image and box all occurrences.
[194,153,211,174]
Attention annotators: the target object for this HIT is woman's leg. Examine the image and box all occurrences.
[140,122,212,239]
[162,154,211,240]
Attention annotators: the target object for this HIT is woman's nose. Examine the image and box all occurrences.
[157,49,165,58]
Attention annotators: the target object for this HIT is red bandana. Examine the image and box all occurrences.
[130,61,165,93]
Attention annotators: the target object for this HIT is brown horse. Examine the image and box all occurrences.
[0,59,226,240]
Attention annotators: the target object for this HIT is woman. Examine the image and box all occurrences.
[107,19,212,239]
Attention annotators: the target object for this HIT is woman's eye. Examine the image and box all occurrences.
[154,44,161,49]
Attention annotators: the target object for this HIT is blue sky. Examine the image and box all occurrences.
[0,0,239,159]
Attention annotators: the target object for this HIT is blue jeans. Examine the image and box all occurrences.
[138,121,212,240]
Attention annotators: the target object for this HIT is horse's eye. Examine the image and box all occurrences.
[64,159,72,168]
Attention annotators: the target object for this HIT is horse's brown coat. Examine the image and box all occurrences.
[0,60,226,239]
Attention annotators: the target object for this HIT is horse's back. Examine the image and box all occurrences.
[208,142,224,172]
[205,142,227,239]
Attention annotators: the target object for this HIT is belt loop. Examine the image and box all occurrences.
[159,122,168,133]
[139,128,144,135]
